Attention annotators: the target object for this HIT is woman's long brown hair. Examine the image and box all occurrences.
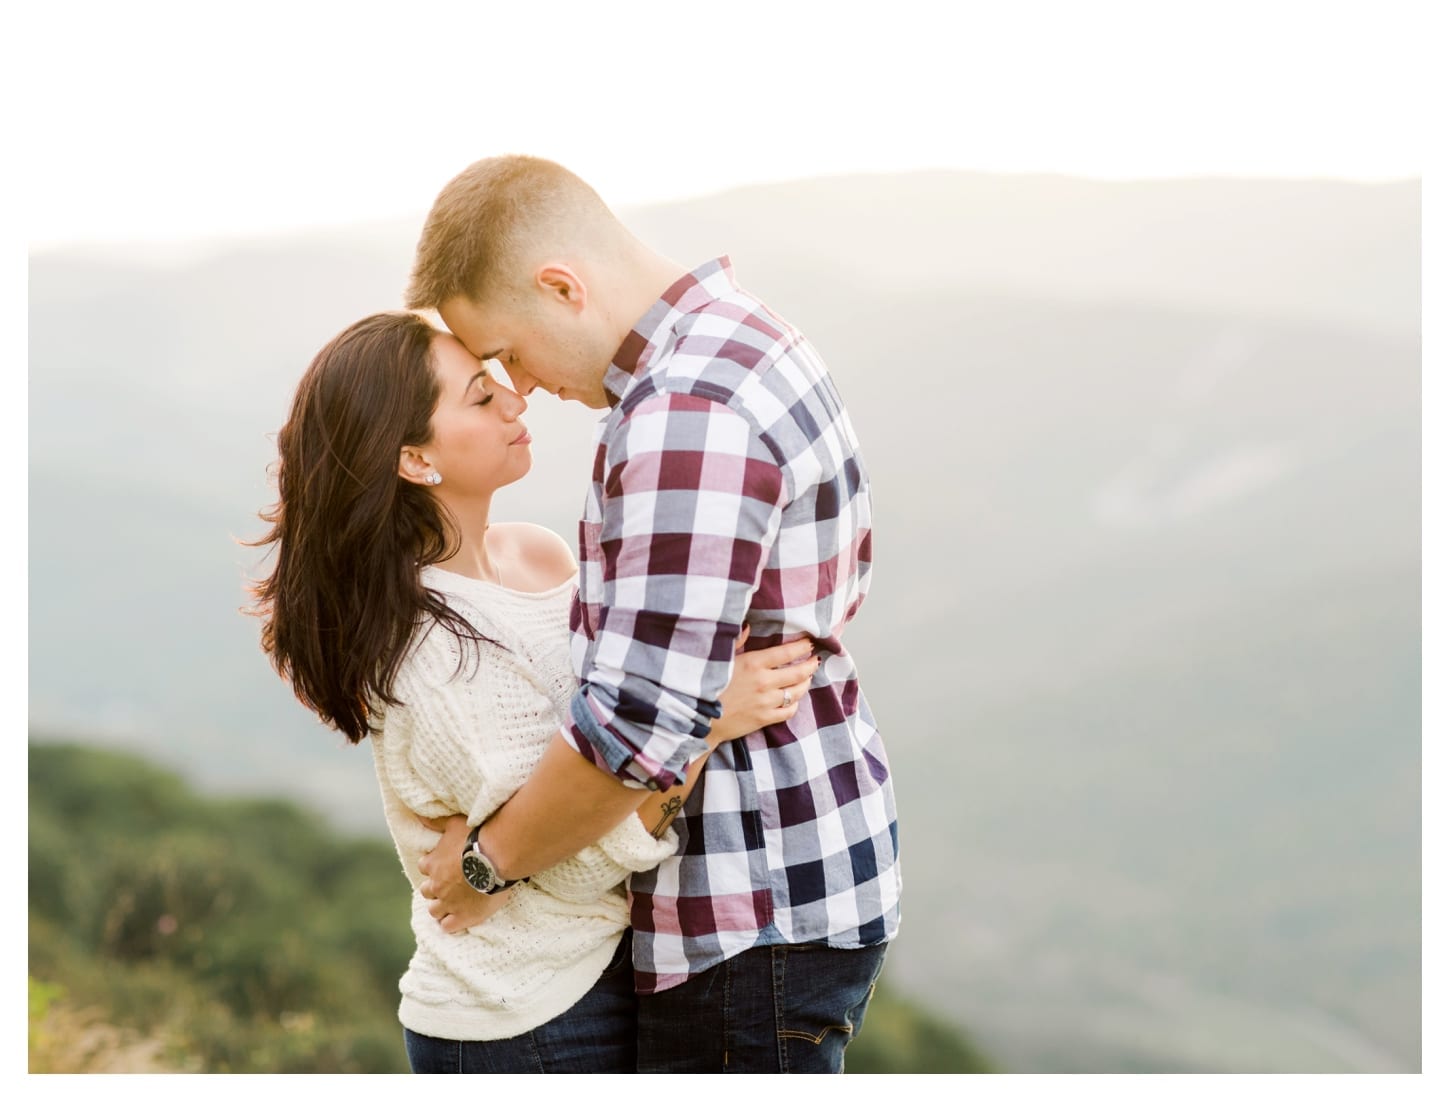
[248,311,487,743]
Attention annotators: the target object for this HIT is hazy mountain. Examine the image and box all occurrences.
[28,172,1420,1072]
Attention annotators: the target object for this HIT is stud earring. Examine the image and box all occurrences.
[426,472,442,485]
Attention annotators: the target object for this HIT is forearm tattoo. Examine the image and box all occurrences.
[649,795,685,839]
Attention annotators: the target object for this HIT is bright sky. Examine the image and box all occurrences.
[16,0,1431,249]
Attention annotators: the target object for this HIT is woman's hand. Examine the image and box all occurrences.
[416,813,515,934]
[713,630,820,743]
[632,634,818,840]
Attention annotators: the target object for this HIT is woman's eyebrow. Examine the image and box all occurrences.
[462,369,489,398]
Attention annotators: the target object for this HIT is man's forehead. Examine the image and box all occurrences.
[439,300,505,355]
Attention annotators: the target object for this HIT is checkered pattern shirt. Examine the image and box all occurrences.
[561,257,901,994]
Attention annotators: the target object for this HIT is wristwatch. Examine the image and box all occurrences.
[461,823,527,895]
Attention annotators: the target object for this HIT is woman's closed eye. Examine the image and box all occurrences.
[473,371,495,405]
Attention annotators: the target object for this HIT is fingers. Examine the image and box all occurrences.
[429,889,513,935]
[773,692,803,720]
[735,625,751,653]
[415,812,456,833]
[772,678,809,712]
[766,655,821,689]
[736,637,818,672]
[753,636,817,667]
[432,908,470,934]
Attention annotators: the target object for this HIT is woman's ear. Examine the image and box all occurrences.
[398,446,435,486]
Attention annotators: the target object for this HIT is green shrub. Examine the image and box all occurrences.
[30,740,984,1074]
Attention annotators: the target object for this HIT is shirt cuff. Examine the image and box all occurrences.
[566,690,709,792]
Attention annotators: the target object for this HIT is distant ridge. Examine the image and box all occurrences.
[32,171,1420,340]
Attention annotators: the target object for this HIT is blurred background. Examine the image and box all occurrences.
[23,0,1427,1075]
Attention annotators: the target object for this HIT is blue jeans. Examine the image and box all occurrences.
[636,942,889,1073]
[404,932,636,1073]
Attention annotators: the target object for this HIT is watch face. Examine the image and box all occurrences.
[461,851,497,893]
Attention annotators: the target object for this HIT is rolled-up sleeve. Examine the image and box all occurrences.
[562,392,787,790]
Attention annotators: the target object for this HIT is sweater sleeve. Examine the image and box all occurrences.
[379,616,677,905]
[529,815,679,903]
[378,621,494,824]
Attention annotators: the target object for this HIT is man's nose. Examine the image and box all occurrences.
[507,366,539,396]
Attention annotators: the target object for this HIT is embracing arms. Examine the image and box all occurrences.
[418,636,817,930]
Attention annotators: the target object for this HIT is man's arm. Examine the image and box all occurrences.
[564,393,787,779]
[480,731,646,879]
[416,740,668,932]
[480,667,783,881]
[632,633,818,839]
[418,636,818,927]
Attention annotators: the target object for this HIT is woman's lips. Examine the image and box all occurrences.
[511,427,532,445]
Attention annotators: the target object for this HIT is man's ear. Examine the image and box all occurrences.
[535,263,587,312]
[398,446,434,485]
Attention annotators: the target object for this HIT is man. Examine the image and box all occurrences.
[408,155,900,1073]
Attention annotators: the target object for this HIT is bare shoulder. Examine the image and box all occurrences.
[489,522,577,590]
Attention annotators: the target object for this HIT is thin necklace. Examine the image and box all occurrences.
[483,524,504,587]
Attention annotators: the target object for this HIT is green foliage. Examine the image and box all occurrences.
[29,741,412,1072]
[846,984,994,1073]
[28,975,64,1050]
[30,739,988,1073]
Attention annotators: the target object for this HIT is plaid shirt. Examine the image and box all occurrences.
[562,257,901,993]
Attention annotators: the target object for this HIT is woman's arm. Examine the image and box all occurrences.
[418,636,820,932]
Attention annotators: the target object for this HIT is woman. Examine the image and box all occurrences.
[249,311,817,1072]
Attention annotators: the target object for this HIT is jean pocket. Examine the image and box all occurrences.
[774,943,886,1045]
[777,1019,855,1045]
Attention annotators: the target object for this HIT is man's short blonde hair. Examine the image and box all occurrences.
[405,155,613,310]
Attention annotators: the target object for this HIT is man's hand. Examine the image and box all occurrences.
[416,813,512,933]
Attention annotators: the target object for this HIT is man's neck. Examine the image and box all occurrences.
[608,244,689,348]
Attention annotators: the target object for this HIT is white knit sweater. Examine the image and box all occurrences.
[369,563,677,1041]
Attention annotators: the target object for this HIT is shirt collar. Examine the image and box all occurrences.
[604,256,738,407]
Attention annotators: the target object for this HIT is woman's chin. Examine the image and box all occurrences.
[508,455,534,485]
